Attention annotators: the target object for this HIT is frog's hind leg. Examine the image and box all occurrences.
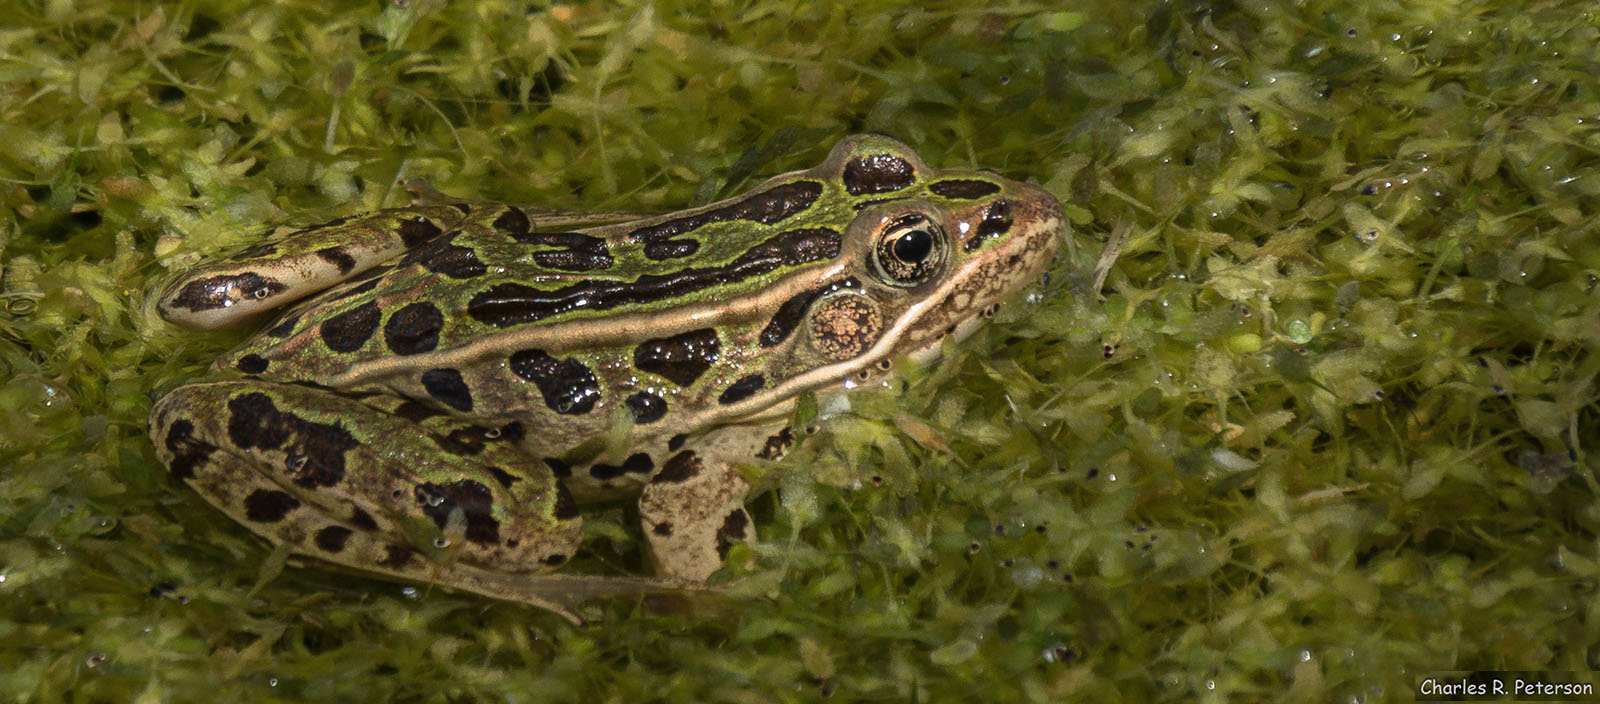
[149,380,599,620]
[155,202,474,331]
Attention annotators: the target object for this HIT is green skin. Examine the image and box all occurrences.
[148,135,1065,623]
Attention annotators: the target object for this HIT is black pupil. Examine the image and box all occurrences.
[892,228,933,263]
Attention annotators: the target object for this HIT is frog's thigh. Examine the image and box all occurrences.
[637,449,754,581]
[149,381,582,581]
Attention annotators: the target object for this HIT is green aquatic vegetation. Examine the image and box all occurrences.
[3,0,1599,701]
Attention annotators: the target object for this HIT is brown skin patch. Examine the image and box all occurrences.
[319,301,382,353]
[315,246,356,274]
[718,374,766,405]
[651,450,702,484]
[243,489,300,523]
[928,179,1001,199]
[235,354,269,374]
[715,508,751,559]
[492,206,530,234]
[588,452,654,480]
[509,231,613,271]
[552,483,580,520]
[419,368,473,412]
[759,277,860,348]
[755,426,795,460]
[964,198,1013,252]
[383,302,445,355]
[467,227,840,328]
[508,349,602,415]
[349,505,379,531]
[377,544,415,569]
[163,418,216,481]
[397,216,442,247]
[625,391,667,423]
[627,180,823,260]
[634,328,721,386]
[843,154,916,195]
[414,479,500,545]
[315,525,354,552]
[808,294,883,361]
[225,392,358,488]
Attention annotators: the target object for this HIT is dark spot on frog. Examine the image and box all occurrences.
[508,349,601,415]
[226,392,358,489]
[715,508,750,558]
[842,154,915,195]
[668,434,687,451]
[644,239,698,259]
[315,246,357,274]
[485,466,521,489]
[928,179,1001,199]
[398,216,443,247]
[265,313,300,338]
[589,452,654,480]
[166,272,286,313]
[542,553,567,566]
[625,391,667,424]
[511,231,614,271]
[492,206,530,234]
[449,203,472,215]
[315,525,354,552]
[414,479,500,545]
[718,374,765,405]
[759,277,861,348]
[384,302,445,355]
[553,483,580,520]
[243,488,300,523]
[964,198,1012,252]
[542,457,572,478]
[420,368,473,412]
[163,418,216,481]
[378,544,415,569]
[634,328,720,386]
[755,426,794,460]
[651,450,701,484]
[468,228,839,327]
[319,301,382,353]
[393,399,445,423]
[236,354,269,374]
[438,426,487,455]
[408,235,486,279]
[304,215,353,231]
[652,522,673,536]
[626,180,823,261]
[851,196,911,211]
[349,505,379,531]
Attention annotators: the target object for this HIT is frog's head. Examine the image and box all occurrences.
[759,134,1065,392]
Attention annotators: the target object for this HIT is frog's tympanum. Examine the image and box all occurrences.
[149,135,1064,623]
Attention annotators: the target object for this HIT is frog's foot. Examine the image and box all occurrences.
[149,380,590,621]
[637,449,755,581]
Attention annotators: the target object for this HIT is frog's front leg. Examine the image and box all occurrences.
[637,435,761,581]
[149,379,589,617]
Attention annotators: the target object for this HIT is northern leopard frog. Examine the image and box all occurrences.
[148,134,1064,623]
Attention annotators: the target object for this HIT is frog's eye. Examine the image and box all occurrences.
[872,213,945,287]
